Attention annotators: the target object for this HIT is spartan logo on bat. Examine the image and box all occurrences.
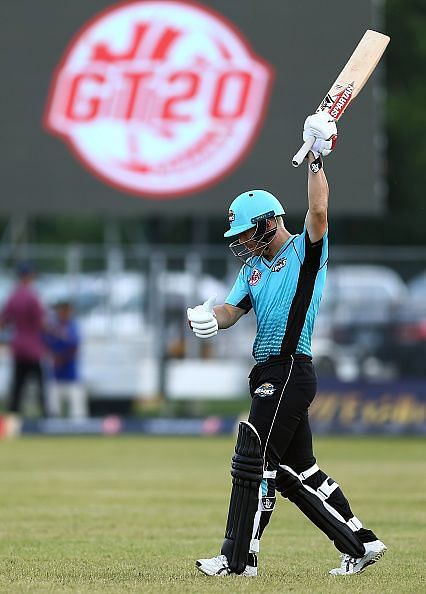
[318,83,354,120]
[44,1,274,198]
[318,93,335,112]
[329,83,354,119]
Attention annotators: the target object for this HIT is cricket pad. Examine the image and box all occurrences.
[276,466,365,558]
[221,421,263,574]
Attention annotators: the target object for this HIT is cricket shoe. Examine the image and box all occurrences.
[196,554,231,576]
[329,540,387,576]
[196,554,257,576]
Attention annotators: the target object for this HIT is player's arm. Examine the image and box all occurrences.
[305,153,329,243]
[213,303,246,329]
[302,111,337,242]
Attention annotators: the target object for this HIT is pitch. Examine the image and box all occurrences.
[0,435,424,593]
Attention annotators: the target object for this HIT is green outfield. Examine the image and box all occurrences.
[0,435,424,593]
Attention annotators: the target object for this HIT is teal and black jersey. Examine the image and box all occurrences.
[226,228,328,363]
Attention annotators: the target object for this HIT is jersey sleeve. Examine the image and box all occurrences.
[293,226,328,272]
[225,266,252,312]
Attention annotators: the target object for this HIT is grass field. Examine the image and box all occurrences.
[0,436,424,593]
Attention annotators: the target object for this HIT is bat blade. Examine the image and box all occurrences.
[292,29,390,167]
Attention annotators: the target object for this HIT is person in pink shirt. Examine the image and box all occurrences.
[0,263,47,416]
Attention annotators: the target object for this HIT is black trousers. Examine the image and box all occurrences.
[248,354,317,473]
[246,354,376,550]
[9,358,47,417]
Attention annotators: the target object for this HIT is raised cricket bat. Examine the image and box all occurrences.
[292,29,390,167]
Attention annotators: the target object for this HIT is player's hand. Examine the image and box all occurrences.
[303,111,338,157]
[187,295,218,339]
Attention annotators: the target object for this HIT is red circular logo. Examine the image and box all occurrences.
[44,0,274,199]
[249,268,262,286]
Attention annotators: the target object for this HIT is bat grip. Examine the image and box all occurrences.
[292,137,315,167]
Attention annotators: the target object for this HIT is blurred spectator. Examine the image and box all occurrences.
[44,300,87,418]
[0,262,47,416]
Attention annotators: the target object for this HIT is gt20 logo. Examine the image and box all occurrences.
[45,1,274,198]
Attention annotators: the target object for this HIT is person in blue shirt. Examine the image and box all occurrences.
[44,300,87,418]
[188,112,386,577]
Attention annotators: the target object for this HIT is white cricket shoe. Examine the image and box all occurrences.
[329,540,387,576]
[196,554,231,576]
[196,554,257,576]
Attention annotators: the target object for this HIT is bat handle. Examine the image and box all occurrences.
[292,137,315,167]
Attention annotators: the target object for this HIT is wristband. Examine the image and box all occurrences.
[309,155,323,174]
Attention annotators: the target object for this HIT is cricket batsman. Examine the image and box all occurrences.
[187,112,387,577]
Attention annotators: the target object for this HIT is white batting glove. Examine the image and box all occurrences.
[187,295,218,339]
[303,111,338,158]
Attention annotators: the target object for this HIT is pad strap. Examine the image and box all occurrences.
[309,155,323,174]
[277,465,365,558]
[347,516,363,531]
[299,463,319,481]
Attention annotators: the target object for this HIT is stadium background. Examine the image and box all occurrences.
[1,0,424,435]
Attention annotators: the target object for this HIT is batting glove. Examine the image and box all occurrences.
[303,111,338,158]
[187,296,218,339]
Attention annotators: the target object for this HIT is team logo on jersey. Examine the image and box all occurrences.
[254,382,275,397]
[44,1,274,198]
[272,257,287,272]
[248,268,262,286]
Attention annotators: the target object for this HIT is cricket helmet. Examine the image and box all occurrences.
[224,190,285,238]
